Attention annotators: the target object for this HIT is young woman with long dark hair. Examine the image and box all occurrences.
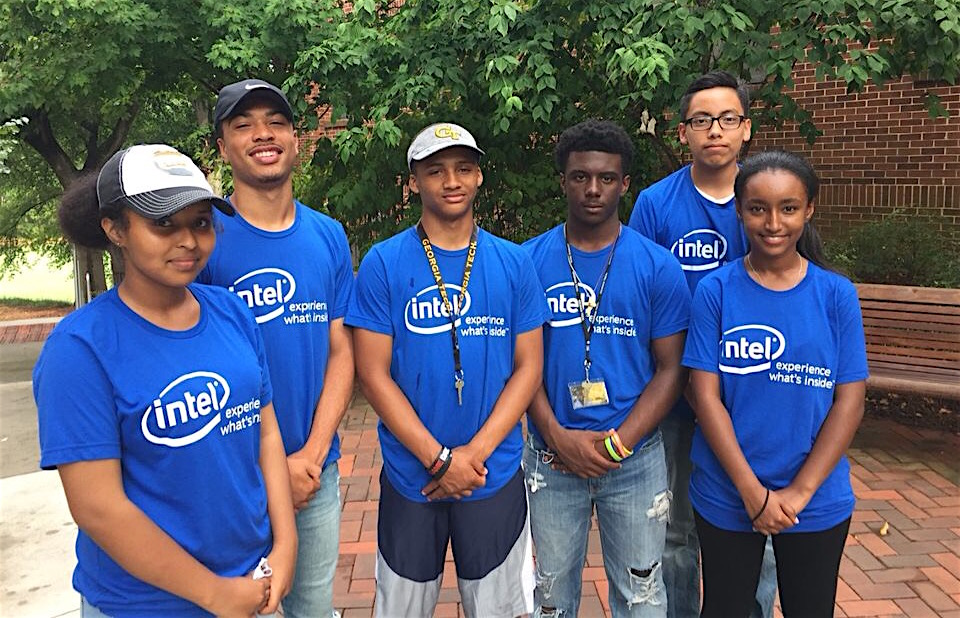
[682,150,867,617]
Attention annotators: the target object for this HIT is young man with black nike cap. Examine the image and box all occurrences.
[346,122,548,617]
[199,78,355,618]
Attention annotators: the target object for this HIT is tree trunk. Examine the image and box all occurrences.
[72,245,107,308]
[107,243,125,288]
[21,105,139,306]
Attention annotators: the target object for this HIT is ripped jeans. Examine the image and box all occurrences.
[524,430,669,618]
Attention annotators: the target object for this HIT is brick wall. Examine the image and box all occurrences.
[296,65,959,245]
[748,68,960,242]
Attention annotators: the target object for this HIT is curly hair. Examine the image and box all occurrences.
[57,173,127,249]
[554,119,635,173]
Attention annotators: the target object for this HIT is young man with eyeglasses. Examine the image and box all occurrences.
[346,122,548,617]
[627,70,776,618]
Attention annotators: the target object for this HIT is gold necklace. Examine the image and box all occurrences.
[745,252,805,289]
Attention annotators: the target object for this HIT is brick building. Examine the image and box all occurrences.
[298,64,959,246]
[748,68,960,242]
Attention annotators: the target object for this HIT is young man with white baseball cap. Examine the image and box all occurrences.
[346,122,549,617]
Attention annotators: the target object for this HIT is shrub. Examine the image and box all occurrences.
[827,214,960,287]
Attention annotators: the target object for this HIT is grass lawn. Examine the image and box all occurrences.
[0,253,74,303]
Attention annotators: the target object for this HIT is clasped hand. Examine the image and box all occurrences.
[747,485,811,535]
[421,445,487,500]
[547,428,620,478]
[287,451,322,511]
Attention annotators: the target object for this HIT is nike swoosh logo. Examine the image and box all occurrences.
[244,84,261,90]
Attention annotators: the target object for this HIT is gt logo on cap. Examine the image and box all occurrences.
[153,149,197,176]
[434,125,461,140]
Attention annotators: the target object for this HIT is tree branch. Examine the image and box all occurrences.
[20,110,79,188]
[642,131,681,175]
[0,190,60,237]
[84,100,141,173]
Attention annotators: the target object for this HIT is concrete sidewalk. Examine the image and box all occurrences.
[1,338,79,618]
[2,324,958,617]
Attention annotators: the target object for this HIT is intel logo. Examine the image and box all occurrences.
[545,281,595,327]
[229,267,297,323]
[718,324,785,375]
[141,371,230,447]
[670,229,727,272]
[404,284,472,335]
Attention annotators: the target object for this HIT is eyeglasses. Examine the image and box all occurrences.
[683,114,746,131]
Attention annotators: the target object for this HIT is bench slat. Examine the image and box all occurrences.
[867,373,960,398]
[863,318,960,342]
[860,300,960,317]
[862,317,960,335]
[867,359,960,378]
[865,344,960,362]
[864,334,960,352]
[857,283,960,304]
[868,365,960,380]
[861,308,960,325]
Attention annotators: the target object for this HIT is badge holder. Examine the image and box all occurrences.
[568,363,609,409]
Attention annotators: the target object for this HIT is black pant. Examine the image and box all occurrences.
[695,510,850,617]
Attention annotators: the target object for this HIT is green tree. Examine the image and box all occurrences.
[0,0,275,301]
[4,0,959,294]
[282,0,959,252]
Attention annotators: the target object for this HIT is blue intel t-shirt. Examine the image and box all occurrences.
[345,226,550,502]
[628,165,749,295]
[682,260,868,533]
[34,285,273,617]
[199,201,354,466]
[629,164,749,421]
[523,225,690,445]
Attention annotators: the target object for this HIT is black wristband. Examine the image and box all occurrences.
[427,446,447,474]
[750,488,770,522]
[432,452,453,481]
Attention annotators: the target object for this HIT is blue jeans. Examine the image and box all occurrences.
[81,599,110,618]
[283,462,342,618]
[660,414,700,618]
[662,415,777,618]
[524,430,669,618]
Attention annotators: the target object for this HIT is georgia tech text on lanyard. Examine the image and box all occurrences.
[416,221,478,406]
[564,224,620,408]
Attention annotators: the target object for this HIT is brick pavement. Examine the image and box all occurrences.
[335,398,960,617]
[0,319,57,344]
[7,321,957,616]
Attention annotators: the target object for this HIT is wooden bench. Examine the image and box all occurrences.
[856,283,960,399]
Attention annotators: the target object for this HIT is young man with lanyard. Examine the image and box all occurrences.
[346,122,548,617]
[627,71,776,618]
[199,79,355,618]
[523,119,690,617]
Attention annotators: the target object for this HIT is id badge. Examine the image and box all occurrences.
[568,378,610,409]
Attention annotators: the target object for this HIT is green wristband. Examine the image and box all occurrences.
[604,436,623,462]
